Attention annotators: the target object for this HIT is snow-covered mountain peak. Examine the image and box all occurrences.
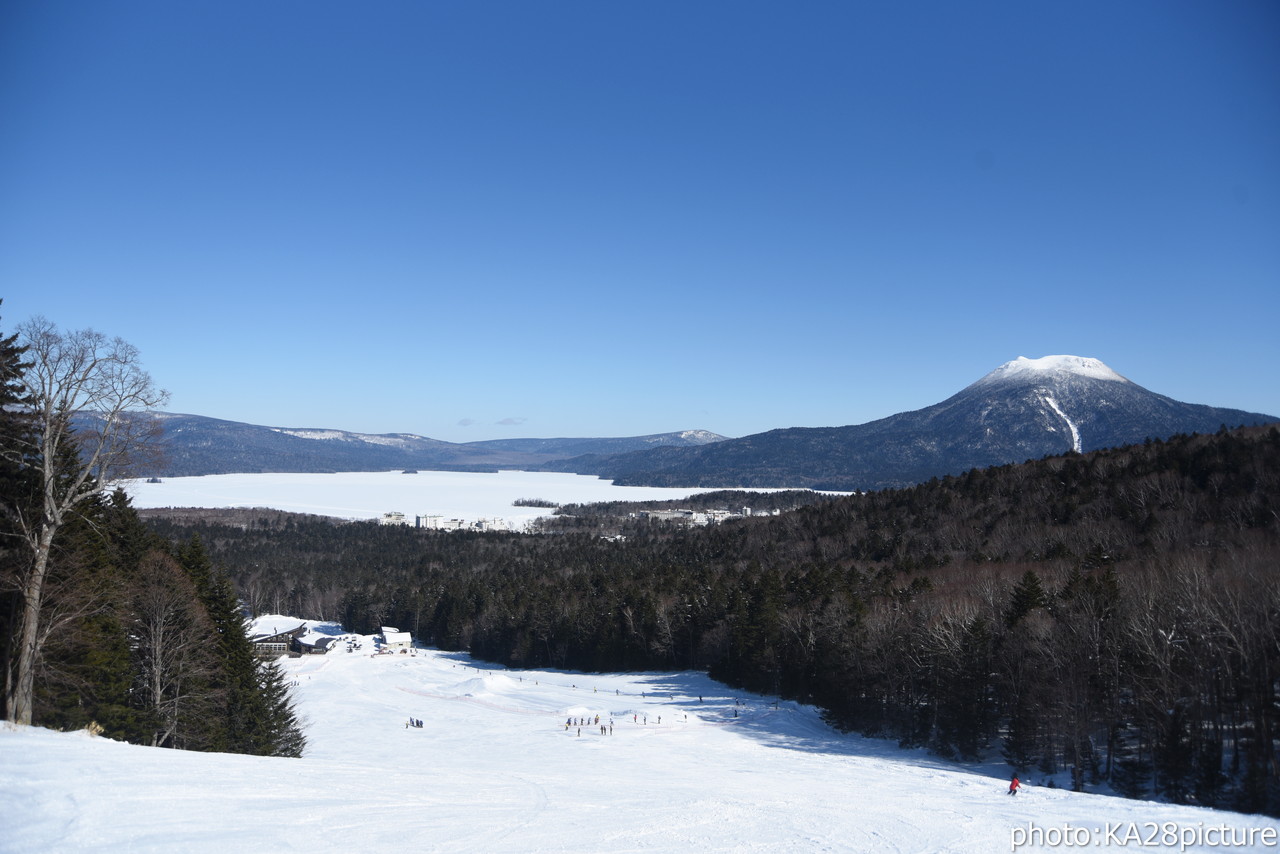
[981,355,1129,385]
[679,429,727,443]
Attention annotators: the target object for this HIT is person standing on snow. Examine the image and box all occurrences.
[1008,774,1021,796]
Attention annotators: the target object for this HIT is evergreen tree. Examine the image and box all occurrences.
[254,659,307,758]
[178,536,252,751]
[178,535,306,756]
[1005,570,1049,628]
[29,498,137,737]
[1113,751,1152,799]
[1001,700,1038,773]
[70,611,143,741]
[0,304,34,722]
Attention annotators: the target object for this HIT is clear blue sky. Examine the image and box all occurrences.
[3,1,1277,442]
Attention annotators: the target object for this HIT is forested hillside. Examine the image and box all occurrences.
[145,413,726,477]
[144,426,1280,814]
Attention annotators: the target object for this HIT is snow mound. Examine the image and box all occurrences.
[449,677,494,697]
[484,673,522,692]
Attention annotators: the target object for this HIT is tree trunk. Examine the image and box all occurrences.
[8,527,54,725]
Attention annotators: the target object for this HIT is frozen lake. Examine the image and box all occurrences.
[125,470,738,529]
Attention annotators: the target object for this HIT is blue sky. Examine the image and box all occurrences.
[2,1,1277,442]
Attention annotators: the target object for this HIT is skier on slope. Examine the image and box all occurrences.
[1008,774,1021,796]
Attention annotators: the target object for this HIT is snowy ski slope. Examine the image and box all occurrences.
[3,625,1276,853]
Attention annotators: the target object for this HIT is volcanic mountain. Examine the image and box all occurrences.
[547,356,1278,490]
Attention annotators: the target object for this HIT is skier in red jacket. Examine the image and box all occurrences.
[1008,774,1021,796]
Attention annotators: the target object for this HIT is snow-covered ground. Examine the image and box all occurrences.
[125,470,748,528]
[3,622,1276,853]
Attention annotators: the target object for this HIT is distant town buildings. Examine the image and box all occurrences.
[417,514,509,532]
[375,505,776,534]
[379,511,511,532]
[632,506,780,526]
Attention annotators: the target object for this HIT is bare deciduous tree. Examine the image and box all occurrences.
[2,317,168,725]
[131,551,220,748]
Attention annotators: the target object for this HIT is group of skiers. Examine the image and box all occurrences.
[406,717,423,729]
[564,714,614,736]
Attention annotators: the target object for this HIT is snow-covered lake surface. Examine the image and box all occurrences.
[3,623,1276,854]
[125,470,745,528]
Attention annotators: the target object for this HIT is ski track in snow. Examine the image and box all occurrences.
[1041,394,1082,453]
[3,631,1277,853]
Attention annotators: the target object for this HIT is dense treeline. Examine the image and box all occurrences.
[549,489,835,518]
[531,489,835,535]
[145,427,1280,813]
[0,310,304,757]
[0,487,307,755]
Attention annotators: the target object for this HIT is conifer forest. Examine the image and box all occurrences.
[0,494,307,757]
[143,426,1280,814]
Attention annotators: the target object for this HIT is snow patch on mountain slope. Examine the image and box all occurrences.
[271,428,427,447]
[679,430,725,443]
[1041,395,1082,453]
[273,428,348,440]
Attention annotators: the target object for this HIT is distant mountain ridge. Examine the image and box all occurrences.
[147,413,727,477]
[543,356,1278,490]
[139,356,1276,488]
